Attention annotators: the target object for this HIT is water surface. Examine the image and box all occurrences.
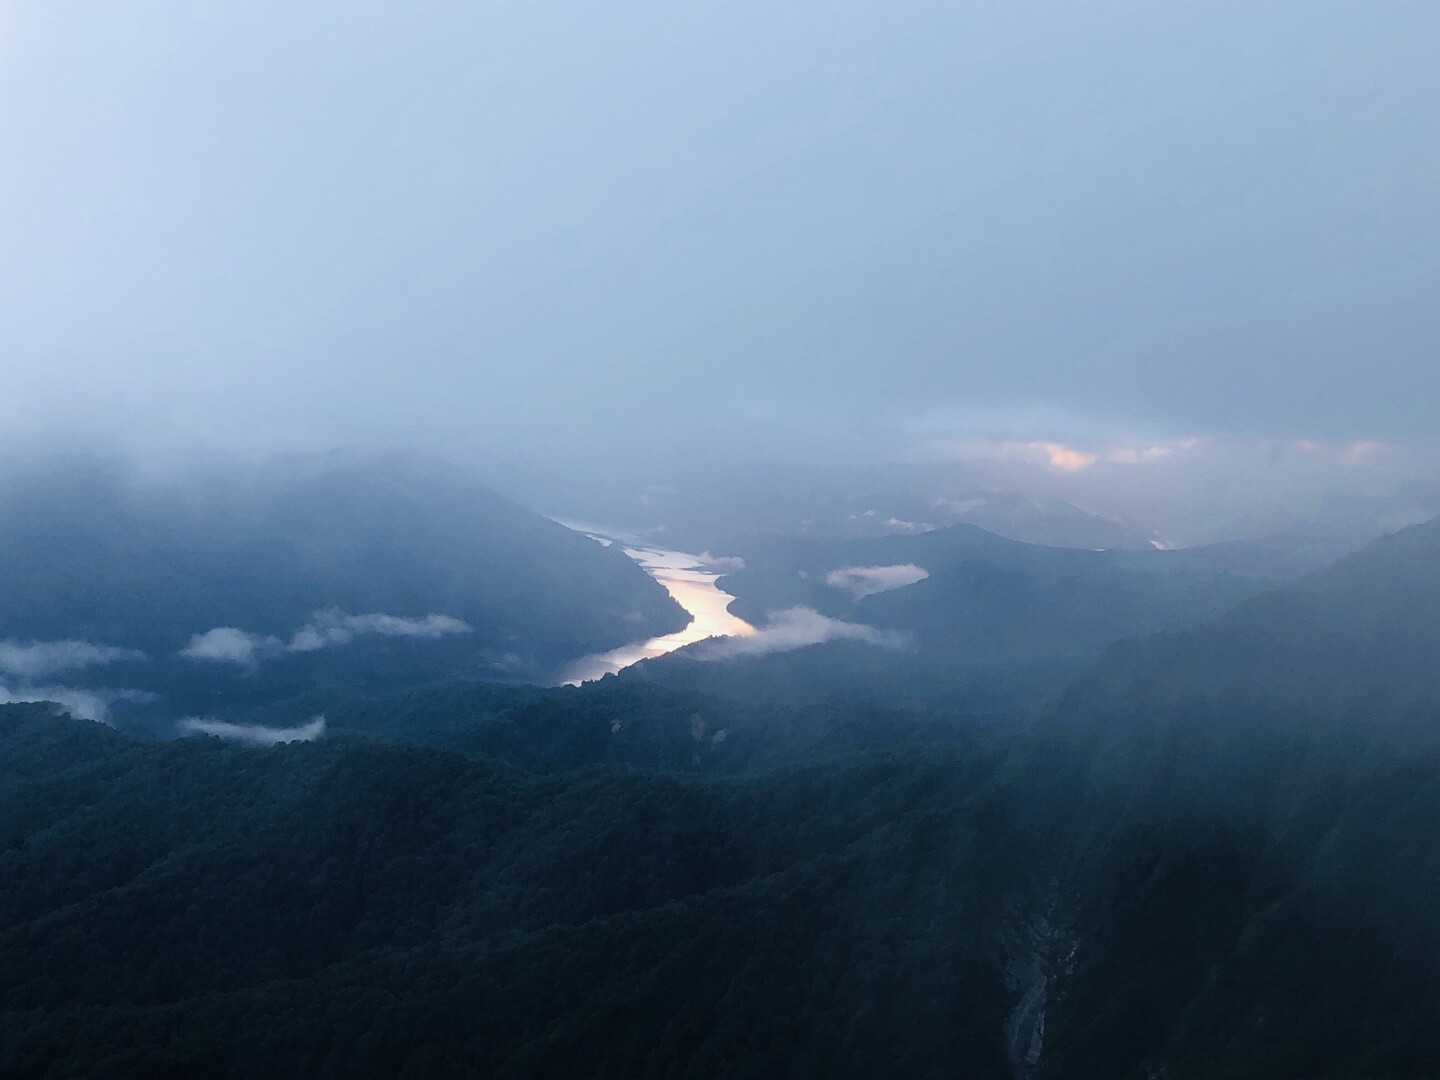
[558,529,754,684]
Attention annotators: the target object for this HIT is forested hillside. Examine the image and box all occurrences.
[0,453,685,718]
[0,703,1025,1079]
[1060,516,1440,729]
[5,521,1440,1077]
[1029,516,1440,1077]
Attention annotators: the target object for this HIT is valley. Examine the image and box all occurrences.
[3,7,1436,1072]
[5,478,1439,1076]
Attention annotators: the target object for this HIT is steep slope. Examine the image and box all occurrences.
[0,704,1022,1079]
[0,453,685,720]
[1026,518,1440,1077]
[8,500,1440,1080]
[1058,515,1440,741]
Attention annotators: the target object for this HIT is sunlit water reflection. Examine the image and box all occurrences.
[557,528,755,685]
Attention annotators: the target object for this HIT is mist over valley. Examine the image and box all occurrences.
[3,3,1440,1077]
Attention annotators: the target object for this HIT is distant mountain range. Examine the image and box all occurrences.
[633,523,1315,710]
[1058,514,1440,744]
[495,456,1161,551]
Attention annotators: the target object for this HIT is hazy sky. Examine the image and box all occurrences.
[2,2,1437,469]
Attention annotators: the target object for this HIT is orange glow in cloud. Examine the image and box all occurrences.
[921,435,1200,470]
[1344,440,1378,462]
[1032,442,1098,471]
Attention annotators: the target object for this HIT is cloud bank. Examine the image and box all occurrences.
[181,610,473,665]
[824,564,930,600]
[0,639,146,679]
[690,606,905,660]
[177,715,327,746]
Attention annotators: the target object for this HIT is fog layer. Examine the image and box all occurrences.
[2,2,1437,483]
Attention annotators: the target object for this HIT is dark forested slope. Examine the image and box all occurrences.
[0,703,1025,1079]
[1060,515,1440,729]
[6,519,1440,1078]
[1027,517,1440,1078]
[0,453,685,713]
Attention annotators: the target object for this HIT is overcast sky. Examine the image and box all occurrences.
[2,2,1436,471]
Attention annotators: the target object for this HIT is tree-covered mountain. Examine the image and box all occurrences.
[247,677,984,775]
[4,508,1440,1077]
[1059,515,1440,731]
[0,702,1023,1079]
[1024,516,1440,1077]
[0,452,686,720]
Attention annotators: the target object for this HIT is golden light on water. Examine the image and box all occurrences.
[559,540,755,685]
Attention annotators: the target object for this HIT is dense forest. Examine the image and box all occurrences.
[4,517,1440,1077]
[0,703,1023,1078]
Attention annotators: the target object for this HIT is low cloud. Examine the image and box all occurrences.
[180,627,278,665]
[0,639,146,679]
[824,564,930,599]
[914,433,1196,473]
[287,610,472,652]
[690,606,905,660]
[883,517,934,534]
[1033,442,1099,472]
[177,715,326,746]
[180,609,473,665]
[0,683,155,724]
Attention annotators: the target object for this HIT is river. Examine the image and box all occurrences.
[557,526,756,685]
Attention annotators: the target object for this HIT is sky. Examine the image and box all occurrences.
[2,2,1437,480]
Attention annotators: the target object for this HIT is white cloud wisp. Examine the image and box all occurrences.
[0,684,155,724]
[824,564,930,600]
[0,639,146,680]
[689,606,905,660]
[177,715,327,746]
[180,610,473,665]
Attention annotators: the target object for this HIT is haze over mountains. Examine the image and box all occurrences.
[1061,515,1440,744]
[3,2,1439,1076]
[628,522,1312,710]
[3,471,1440,1076]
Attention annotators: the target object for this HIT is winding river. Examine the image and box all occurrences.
[558,527,755,685]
